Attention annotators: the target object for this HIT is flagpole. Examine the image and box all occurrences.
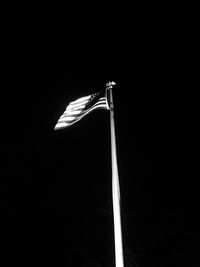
[107,82,124,267]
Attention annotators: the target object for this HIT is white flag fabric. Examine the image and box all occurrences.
[54,90,110,130]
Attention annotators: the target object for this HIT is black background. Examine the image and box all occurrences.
[1,6,199,267]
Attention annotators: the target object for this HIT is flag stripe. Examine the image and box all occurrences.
[67,105,86,112]
[54,90,109,130]
[70,95,91,104]
[61,110,83,116]
[58,116,76,122]
[68,100,89,109]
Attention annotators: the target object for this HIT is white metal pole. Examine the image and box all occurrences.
[107,82,124,267]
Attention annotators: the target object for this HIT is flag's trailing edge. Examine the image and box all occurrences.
[54,90,110,130]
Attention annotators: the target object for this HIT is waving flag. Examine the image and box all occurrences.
[54,90,110,130]
[54,81,124,266]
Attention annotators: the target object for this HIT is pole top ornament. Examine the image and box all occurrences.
[106,81,116,89]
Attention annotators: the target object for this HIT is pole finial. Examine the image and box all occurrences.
[106,81,116,89]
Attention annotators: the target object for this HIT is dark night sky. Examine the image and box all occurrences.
[1,7,199,267]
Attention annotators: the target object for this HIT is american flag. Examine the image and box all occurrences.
[54,90,110,130]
